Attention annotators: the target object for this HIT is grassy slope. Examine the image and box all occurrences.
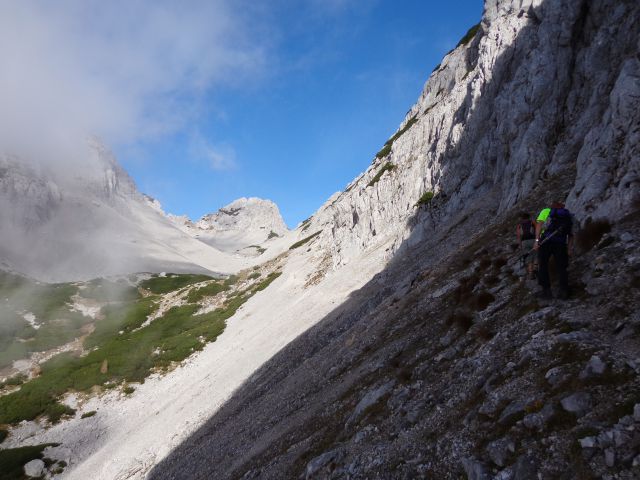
[0,269,282,425]
[0,272,90,369]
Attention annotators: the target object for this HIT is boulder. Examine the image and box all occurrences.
[461,457,490,480]
[498,400,526,426]
[579,355,607,379]
[23,459,45,478]
[486,438,515,467]
[561,392,592,416]
[345,380,395,428]
[305,449,344,479]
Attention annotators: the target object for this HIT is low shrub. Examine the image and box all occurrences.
[447,310,474,332]
[123,386,135,395]
[253,272,282,293]
[475,325,494,342]
[290,231,322,250]
[223,275,239,287]
[248,272,261,280]
[456,23,481,48]
[139,274,212,294]
[367,163,396,187]
[4,373,27,386]
[79,279,140,303]
[575,218,611,252]
[186,281,228,303]
[416,191,435,206]
[492,257,508,269]
[473,291,495,311]
[375,143,392,159]
[300,217,312,232]
[81,410,97,419]
[375,115,418,159]
[477,257,492,270]
[44,402,75,424]
[0,443,60,480]
[0,428,7,444]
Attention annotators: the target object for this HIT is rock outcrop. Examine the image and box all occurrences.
[170,197,289,254]
[300,0,640,270]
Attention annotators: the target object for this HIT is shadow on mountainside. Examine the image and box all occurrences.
[149,2,640,478]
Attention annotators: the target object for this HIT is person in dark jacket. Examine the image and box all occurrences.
[516,212,537,279]
[534,201,574,299]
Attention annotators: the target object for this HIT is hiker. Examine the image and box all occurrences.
[534,201,574,299]
[516,212,537,279]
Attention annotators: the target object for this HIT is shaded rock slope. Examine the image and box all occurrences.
[153,182,640,480]
[150,0,640,478]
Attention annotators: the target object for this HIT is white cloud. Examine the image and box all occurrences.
[189,134,236,171]
[0,0,265,163]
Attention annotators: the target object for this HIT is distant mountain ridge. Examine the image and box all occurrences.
[166,197,289,254]
[0,142,290,281]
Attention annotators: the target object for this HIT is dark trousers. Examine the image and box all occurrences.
[538,242,569,291]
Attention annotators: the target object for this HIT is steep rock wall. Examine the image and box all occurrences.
[302,0,640,269]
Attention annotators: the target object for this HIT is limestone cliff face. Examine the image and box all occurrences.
[167,197,289,253]
[302,0,640,268]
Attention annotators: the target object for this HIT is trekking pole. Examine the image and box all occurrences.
[511,229,558,267]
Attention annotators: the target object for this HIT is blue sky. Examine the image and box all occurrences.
[112,1,483,227]
[3,1,481,228]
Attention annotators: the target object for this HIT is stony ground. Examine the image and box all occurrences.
[150,197,640,479]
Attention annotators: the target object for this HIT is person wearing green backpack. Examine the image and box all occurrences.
[534,201,574,300]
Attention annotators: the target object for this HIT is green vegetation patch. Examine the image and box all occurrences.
[223,275,239,287]
[186,281,229,304]
[85,296,158,349]
[80,410,97,419]
[79,278,140,303]
[2,374,27,388]
[375,115,418,159]
[0,443,60,480]
[367,163,396,187]
[248,272,261,280]
[416,191,435,206]
[267,231,280,240]
[300,217,312,232]
[0,266,286,426]
[0,429,7,444]
[289,231,322,250]
[252,272,282,293]
[139,274,213,294]
[0,291,243,424]
[375,143,392,159]
[456,23,481,48]
[248,245,267,255]
[0,272,90,369]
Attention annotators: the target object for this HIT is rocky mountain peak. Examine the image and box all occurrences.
[196,197,288,235]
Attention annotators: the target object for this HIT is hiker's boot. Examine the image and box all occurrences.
[537,288,552,300]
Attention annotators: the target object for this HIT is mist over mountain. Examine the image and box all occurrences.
[0,141,289,282]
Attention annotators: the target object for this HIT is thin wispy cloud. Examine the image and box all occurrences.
[0,0,265,164]
[189,134,237,171]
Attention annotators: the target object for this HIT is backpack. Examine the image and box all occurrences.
[543,208,573,243]
[519,220,536,240]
